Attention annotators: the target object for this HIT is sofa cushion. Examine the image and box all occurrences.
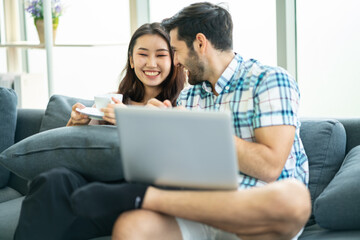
[0,125,123,182]
[40,94,93,132]
[300,119,346,225]
[0,186,22,203]
[0,87,18,188]
[299,223,360,240]
[0,196,24,240]
[314,145,360,230]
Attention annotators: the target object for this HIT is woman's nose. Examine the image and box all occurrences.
[146,56,157,67]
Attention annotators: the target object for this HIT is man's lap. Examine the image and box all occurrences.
[175,217,240,240]
[175,217,303,240]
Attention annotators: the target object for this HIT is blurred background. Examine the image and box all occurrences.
[1,0,359,117]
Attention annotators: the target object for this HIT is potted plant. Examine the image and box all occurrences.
[25,0,63,43]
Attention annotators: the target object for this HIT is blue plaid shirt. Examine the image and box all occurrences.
[177,53,309,189]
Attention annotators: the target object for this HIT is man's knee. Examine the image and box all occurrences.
[112,210,154,240]
[112,210,181,240]
[270,179,311,238]
[278,179,311,221]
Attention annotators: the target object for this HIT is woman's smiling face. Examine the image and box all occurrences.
[130,34,172,94]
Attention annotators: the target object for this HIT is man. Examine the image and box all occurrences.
[70,2,311,240]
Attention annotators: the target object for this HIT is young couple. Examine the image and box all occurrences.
[15,2,311,240]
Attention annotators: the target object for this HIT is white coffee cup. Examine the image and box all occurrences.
[94,93,123,110]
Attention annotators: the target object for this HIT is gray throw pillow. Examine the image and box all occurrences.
[0,88,18,188]
[40,94,93,132]
[314,145,360,230]
[300,119,346,225]
[0,125,123,182]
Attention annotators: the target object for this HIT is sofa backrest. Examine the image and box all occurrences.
[338,118,360,154]
[39,94,93,132]
[15,109,45,143]
[300,119,346,225]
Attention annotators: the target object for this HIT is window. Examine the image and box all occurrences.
[297,0,360,117]
[0,0,6,73]
[149,0,277,66]
[0,49,6,73]
[25,0,131,100]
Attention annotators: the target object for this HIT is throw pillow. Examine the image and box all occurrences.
[0,125,123,182]
[314,145,360,230]
[0,87,17,188]
[40,94,93,132]
[300,119,346,225]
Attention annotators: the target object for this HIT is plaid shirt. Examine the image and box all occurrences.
[177,54,309,189]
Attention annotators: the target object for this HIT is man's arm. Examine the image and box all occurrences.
[235,125,296,183]
[147,97,296,183]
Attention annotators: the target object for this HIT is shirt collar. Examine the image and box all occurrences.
[202,53,243,94]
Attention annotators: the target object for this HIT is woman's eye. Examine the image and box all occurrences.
[139,53,147,56]
[157,55,168,57]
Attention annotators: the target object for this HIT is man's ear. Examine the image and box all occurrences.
[194,33,207,54]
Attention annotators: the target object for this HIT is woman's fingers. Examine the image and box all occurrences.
[146,98,172,108]
[69,103,90,125]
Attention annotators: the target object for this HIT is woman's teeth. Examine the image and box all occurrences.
[144,71,159,76]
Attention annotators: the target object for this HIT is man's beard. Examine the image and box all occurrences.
[185,48,206,85]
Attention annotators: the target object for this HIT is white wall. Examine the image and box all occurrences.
[2,0,360,116]
[150,0,277,66]
[297,0,360,117]
[25,0,131,100]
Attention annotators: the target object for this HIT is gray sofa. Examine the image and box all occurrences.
[1,93,360,239]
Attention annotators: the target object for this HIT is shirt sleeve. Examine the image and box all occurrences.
[252,69,300,129]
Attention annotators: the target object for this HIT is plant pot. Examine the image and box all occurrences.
[34,18,59,44]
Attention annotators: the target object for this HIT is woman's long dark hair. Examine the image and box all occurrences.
[117,22,186,106]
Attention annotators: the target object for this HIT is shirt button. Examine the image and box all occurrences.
[215,104,220,108]
[225,86,230,90]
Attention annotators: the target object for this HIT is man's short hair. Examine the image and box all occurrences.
[162,2,233,51]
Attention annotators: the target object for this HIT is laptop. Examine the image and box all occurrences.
[115,106,239,190]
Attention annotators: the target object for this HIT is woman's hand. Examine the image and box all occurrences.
[101,97,126,125]
[146,98,172,108]
[146,98,187,110]
[67,103,91,126]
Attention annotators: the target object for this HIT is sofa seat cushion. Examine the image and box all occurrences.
[299,224,360,240]
[0,186,22,203]
[0,87,18,188]
[0,196,24,240]
[314,145,360,230]
[0,125,123,182]
[300,119,346,225]
[40,94,93,132]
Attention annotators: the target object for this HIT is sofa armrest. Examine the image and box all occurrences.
[15,109,45,143]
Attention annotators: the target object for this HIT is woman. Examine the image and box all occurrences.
[67,22,185,126]
[14,23,186,240]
